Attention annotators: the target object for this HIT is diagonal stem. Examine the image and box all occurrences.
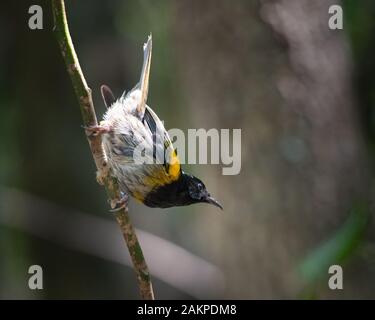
[51,0,154,300]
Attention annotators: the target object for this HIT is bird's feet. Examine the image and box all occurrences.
[83,121,111,138]
[109,192,129,212]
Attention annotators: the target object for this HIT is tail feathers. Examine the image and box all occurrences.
[136,34,152,114]
[101,85,116,108]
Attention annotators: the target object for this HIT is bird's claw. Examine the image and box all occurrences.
[83,122,111,138]
[109,193,129,213]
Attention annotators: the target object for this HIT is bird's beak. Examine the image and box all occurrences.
[205,195,223,210]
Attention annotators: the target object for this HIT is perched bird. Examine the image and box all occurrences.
[86,35,222,210]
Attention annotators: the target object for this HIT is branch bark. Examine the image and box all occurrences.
[51,0,154,300]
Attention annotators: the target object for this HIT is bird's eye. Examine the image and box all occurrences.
[197,183,203,191]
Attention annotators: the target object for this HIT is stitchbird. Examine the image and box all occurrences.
[86,35,222,210]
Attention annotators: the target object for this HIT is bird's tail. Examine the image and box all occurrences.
[136,34,152,114]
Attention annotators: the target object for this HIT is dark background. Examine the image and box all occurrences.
[1,0,375,299]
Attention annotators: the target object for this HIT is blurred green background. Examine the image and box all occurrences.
[1,0,375,299]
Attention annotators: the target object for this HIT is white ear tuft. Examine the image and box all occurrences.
[101,85,116,108]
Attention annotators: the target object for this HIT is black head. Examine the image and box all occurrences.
[143,172,223,209]
[181,173,223,210]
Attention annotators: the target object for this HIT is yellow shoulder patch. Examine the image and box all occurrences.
[167,149,181,180]
[143,149,181,190]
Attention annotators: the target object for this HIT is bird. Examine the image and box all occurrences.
[85,35,222,210]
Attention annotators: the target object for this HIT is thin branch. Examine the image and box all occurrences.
[51,0,154,300]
